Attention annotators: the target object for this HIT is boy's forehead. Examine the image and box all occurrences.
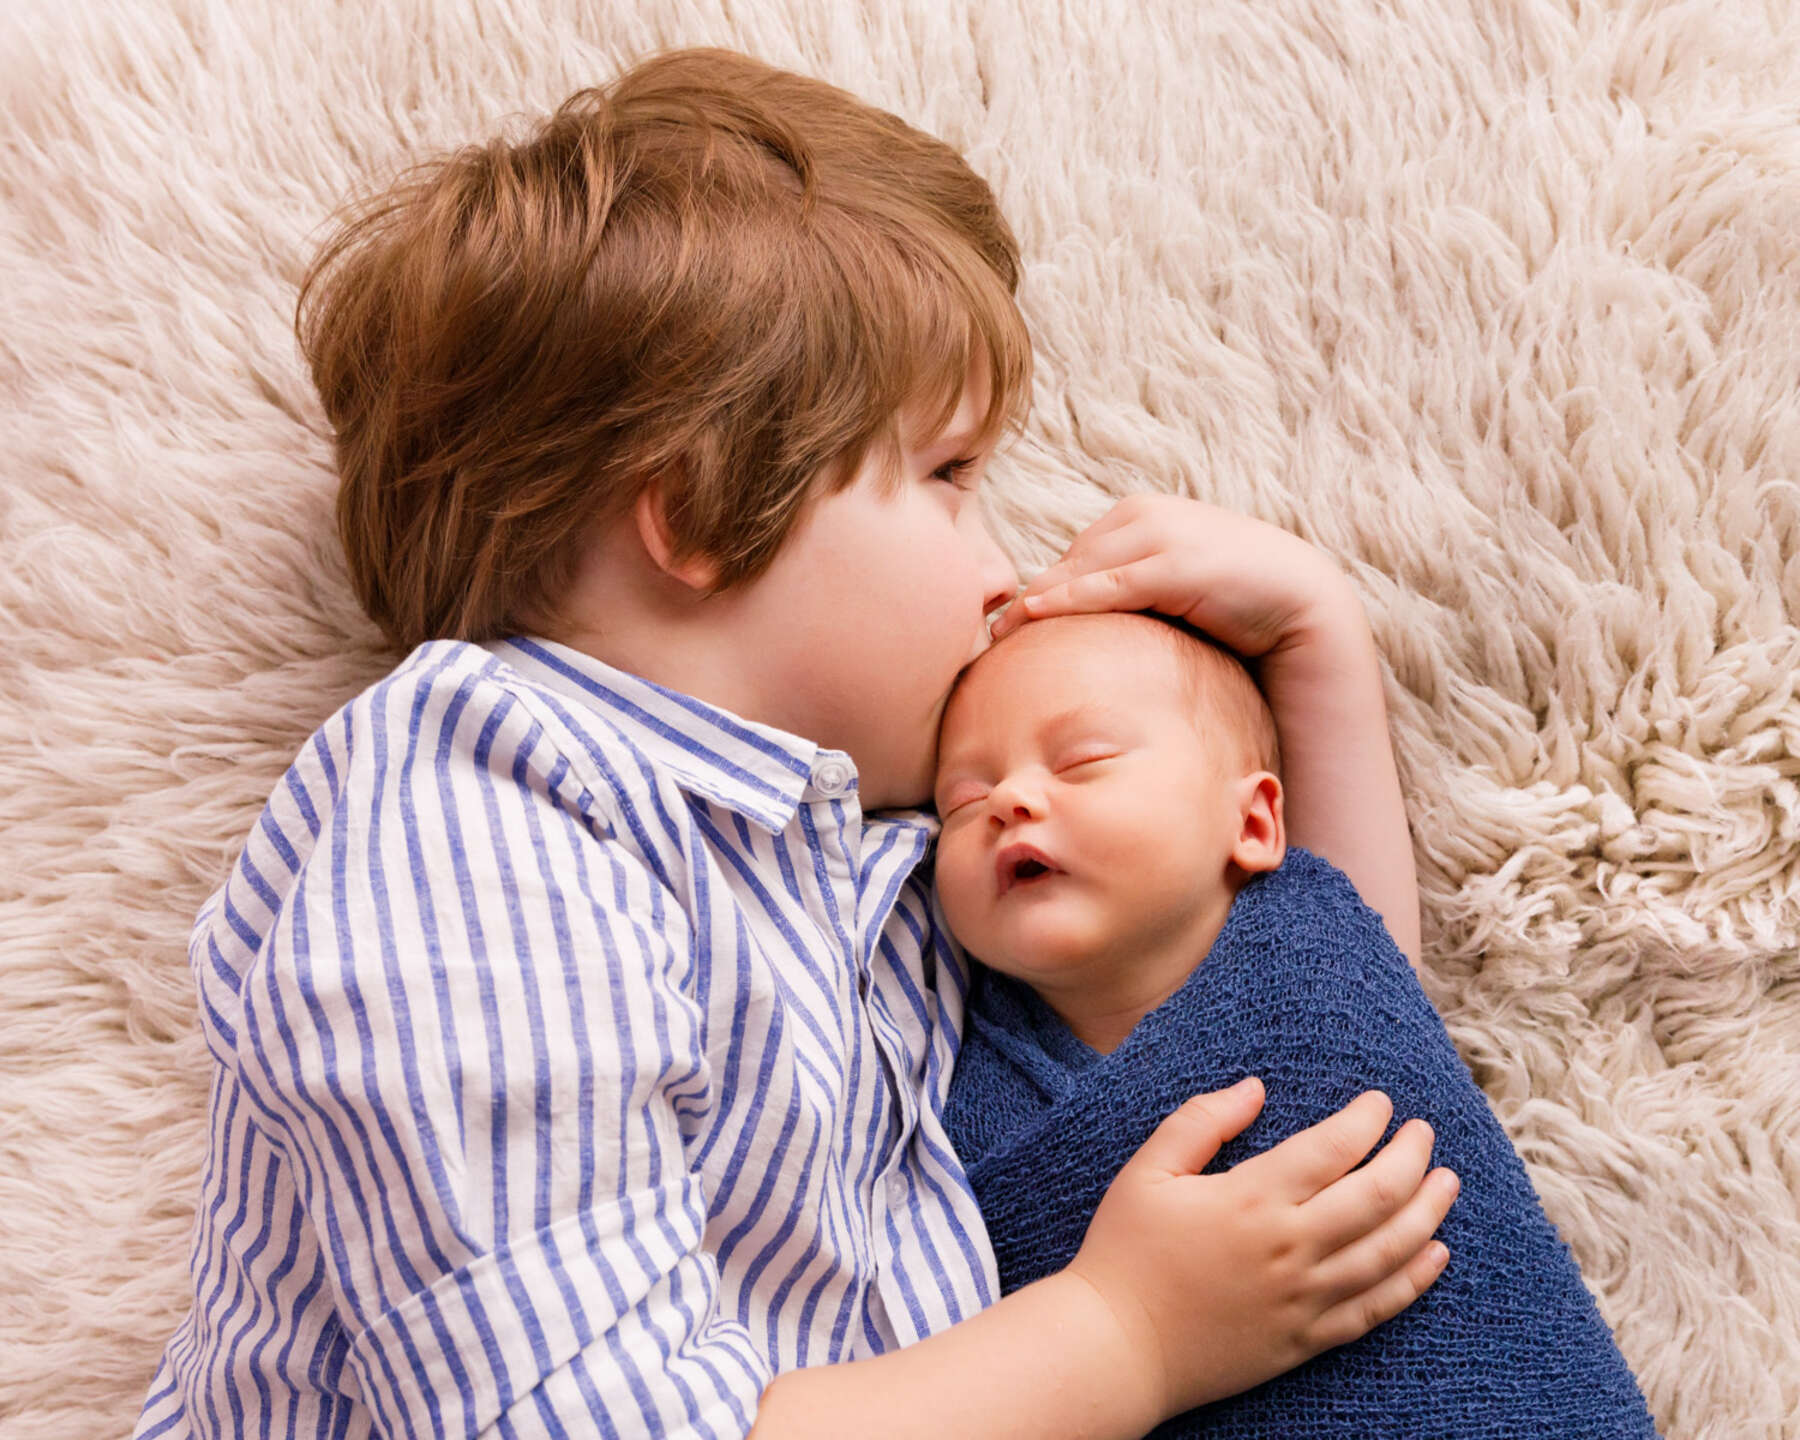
[902,355,993,451]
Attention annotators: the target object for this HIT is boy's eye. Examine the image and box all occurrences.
[1056,752,1117,775]
[931,456,980,489]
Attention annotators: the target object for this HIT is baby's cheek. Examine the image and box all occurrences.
[933,837,985,945]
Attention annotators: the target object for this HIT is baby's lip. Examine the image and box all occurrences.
[995,841,1062,896]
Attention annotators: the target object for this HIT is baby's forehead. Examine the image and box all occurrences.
[948,614,1188,720]
[940,610,1277,781]
[977,611,1184,677]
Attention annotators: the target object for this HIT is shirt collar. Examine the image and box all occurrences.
[486,636,830,834]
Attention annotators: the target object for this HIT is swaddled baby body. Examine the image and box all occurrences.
[934,612,1657,1438]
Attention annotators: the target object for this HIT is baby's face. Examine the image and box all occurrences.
[932,614,1266,989]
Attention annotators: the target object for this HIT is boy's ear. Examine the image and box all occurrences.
[633,480,721,593]
[1228,772,1286,875]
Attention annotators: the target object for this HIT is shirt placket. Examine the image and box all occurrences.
[802,757,934,1354]
[802,756,897,1347]
[853,827,937,1347]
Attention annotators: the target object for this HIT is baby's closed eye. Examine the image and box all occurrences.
[936,781,989,815]
[1054,747,1119,774]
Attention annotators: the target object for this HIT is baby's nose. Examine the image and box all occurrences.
[989,781,1043,821]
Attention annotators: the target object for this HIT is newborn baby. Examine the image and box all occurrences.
[934,609,1288,1057]
[934,611,1657,1438]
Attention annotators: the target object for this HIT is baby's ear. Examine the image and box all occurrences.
[1230,772,1286,874]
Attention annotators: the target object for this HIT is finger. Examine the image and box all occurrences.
[1231,1091,1395,1202]
[1014,556,1077,598]
[1041,498,1142,561]
[1004,555,1178,626]
[990,559,1084,632]
[1298,1118,1438,1256]
[991,520,1164,638]
[1016,520,1154,601]
[1312,1165,1459,1302]
[1308,1237,1452,1353]
[988,600,1027,638]
[1123,1078,1266,1180]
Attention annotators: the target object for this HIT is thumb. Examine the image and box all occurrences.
[1127,1078,1265,1178]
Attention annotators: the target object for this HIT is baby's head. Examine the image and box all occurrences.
[932,612,1285,1012]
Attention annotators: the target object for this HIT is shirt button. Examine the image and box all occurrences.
[887,1171,908,1204]
[813,757,853,797]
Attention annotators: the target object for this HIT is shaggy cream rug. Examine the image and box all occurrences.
[4,0,1797,1435]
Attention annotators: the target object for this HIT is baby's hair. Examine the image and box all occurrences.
[1141,613,1283,778]
[296,47,1034,648]
[954,610,1282,777]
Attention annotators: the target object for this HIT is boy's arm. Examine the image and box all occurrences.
[754,1082,1455,1438]
[991,494,1422,966]
[756,1263,1163,1440]
[1256,579,1422,965]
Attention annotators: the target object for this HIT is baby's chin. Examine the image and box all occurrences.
[956,919,1111,986]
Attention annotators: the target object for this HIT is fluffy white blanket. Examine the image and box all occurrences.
[4,1,1796,1435]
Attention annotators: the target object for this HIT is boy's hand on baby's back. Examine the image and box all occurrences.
[990,494,1350,659]
[1064,1077,1457,1422]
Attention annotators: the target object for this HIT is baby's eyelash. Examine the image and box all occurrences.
[1056,753,1117,774]
[937,784,987,815]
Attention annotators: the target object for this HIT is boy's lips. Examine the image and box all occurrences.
[995,841,1063,896]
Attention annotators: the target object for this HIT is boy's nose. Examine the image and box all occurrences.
[967,533,1021,663]
[975,520,1020,624]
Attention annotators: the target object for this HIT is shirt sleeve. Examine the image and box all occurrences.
[230,667,768,1439]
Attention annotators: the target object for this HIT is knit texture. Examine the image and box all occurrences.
[943,848,1658,1437]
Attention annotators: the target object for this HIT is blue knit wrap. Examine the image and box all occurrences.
[942,847,1658,1438]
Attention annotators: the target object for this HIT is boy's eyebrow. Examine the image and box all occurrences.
[921,422,985,455]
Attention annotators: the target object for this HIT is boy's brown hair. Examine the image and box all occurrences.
[297,48,1034,649]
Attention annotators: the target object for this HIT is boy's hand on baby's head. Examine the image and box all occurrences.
[1063,1078,1457,1422]
[990,495,1351,658]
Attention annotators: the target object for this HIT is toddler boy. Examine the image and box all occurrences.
[935,610,1659,1437]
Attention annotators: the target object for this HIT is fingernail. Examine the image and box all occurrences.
[1430,1242,1449,1268]
[1231,1077,1260,1095]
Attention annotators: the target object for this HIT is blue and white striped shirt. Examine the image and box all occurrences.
[135,636,998,1439]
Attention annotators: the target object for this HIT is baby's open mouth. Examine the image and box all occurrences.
[996,843,1062,895]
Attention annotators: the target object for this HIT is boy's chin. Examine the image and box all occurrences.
[870,758,937,813]
[865,779,929,813]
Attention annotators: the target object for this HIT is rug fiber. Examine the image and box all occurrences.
[3,1,1798,1436]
